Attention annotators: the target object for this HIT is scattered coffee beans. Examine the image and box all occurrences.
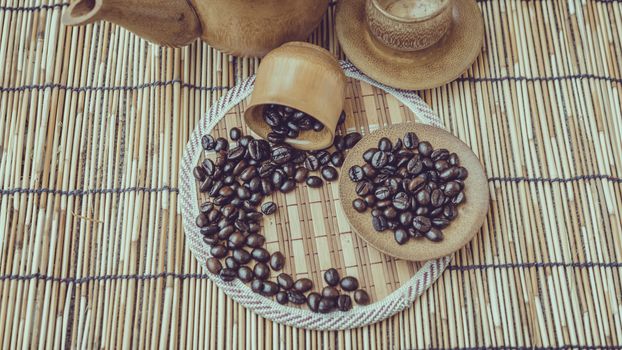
[196,126,372,312]
[349,132,467,244]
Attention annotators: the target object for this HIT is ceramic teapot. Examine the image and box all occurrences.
[62,0,329,57]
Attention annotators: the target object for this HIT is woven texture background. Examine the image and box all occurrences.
[1,0,621,348]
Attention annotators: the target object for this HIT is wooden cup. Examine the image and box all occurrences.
[244,42,346,151]
[365,0,453,51]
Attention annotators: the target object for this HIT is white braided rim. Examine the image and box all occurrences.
[179,61,452,330]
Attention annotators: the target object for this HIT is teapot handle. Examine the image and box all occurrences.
[62,0,202,47]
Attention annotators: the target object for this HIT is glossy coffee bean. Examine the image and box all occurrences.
[378,137,392,152]
[330,151,345,167]
[287,291,307,305]
[261,201,277,215]
[276,291,288,304]
[348,166,364,182]
[210,245,228,258]
[225,256,239,270]
[231,249,251,265]
[251,248,270,263]
[344,132,362,149]
[318,298,335,313]
[306,176,323,188]
[262,281,280,296]
[321,166,338,181]
[253,262,270,280]
[229,127,241,141]
[352,199,367,213]
[277,273,294,290]
[322,286,340,300]
[304,155,320,171]
[307,293,321,312]
[202,135,216,150]
[246,234,265,248]
[425,228,444,242]
[355,181,374,196]
[219,268,237,282]
[293,278,313,293]
[412,216,431,233]
[251,279,263,293]
[237,266,253,283]
[394,228,409,245]
[228,232,246,249]
[270,252,285,271]
[294,167,309,183]
[337,295,353,311]
[324,268,340,286]
[206,257,222,275]
[196,213,209,228]
[340,276,359,291]
[353,289,370,305]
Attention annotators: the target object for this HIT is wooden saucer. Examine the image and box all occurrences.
[335,0,484,90]
[339,123,489,261]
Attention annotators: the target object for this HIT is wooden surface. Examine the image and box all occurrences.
[1,0,622,349]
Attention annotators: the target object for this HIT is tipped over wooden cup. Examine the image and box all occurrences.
[244,42,346,151]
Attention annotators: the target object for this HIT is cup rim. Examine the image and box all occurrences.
[370,0,450,23]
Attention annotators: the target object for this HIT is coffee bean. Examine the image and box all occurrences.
[233,249,252,264]
[378,137,392,152]
[307,292,321,312]
[355,181,374,196]
[348,166,365,182]
[251,279,263,293]
[304,155,320,171]
[321,166,338,181]
[260,179,274,195]
[238,266,253,283]
[201,225,218,236]
[394,228,409,245]
[210,244,228,258]
[315,150,331,166]
[340,276,359,291]
[330,152,345,167]
[372,215,387,232]
[415,207,429,216]
[383,207,397,219]
[344,132,362,149]
[371,151,389,169]
[333,135,346,151]
[432,217,450,228]
[261,201,277,215]
[399,212,413,226]
[425,228,444,242]
[352,199,367,213]
[322,286,340,300]
[444,204,458,219]
[374,186,391,200]
[239,166,257,182]
[306,176,323,188]
[272,146,292,164]
[403,132,418,149]
[287,291,307,305]
[364,194,376,206]
[229,128,242,141]
[214,137,229,152]
[445,186,462,202]
[280,179,296,193]
[262,281,280,296]
[293,278,313,293]
[270,252,285,271]
[206,257,222,275]
[267,132,285,144]
[196,213,209,228]
[393,192,410,210]
[448,153,460,165]
[293,167,309,183]
[194,166,207,182]
[318,298,335,313]
[253,262,270,280]
[219,268,237,282]
[324,268,340,286]
[277,273,294,290]
[412,216,431,233]
[276,291,288,304]
[224,256,239,270]
[271,170,285,187]
[431,148,449,161]
[202,135,216,150]
[228,232,246,248]
[313,120,324,131]
[417,141,432,157]
[416,189,431,206]
[337,295,353,311]
[250,247,270,262]
[228,146,245,161]
[353,289,370,305]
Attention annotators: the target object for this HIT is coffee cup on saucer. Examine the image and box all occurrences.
[365,0,453,51]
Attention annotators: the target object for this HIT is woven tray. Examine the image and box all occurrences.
[179,63,454,330]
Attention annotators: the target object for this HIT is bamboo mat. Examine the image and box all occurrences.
[0,0,621,348]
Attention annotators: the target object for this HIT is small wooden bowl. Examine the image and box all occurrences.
[244,42,346,151]
[339,123,490,261]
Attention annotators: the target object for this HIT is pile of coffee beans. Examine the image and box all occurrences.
[195,124,370,312]
[262,104,332,143]
[348,132,468,244]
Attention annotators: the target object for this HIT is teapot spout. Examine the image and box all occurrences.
[62,0,202,47]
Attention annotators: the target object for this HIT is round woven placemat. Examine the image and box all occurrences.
[179,62,452,330]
